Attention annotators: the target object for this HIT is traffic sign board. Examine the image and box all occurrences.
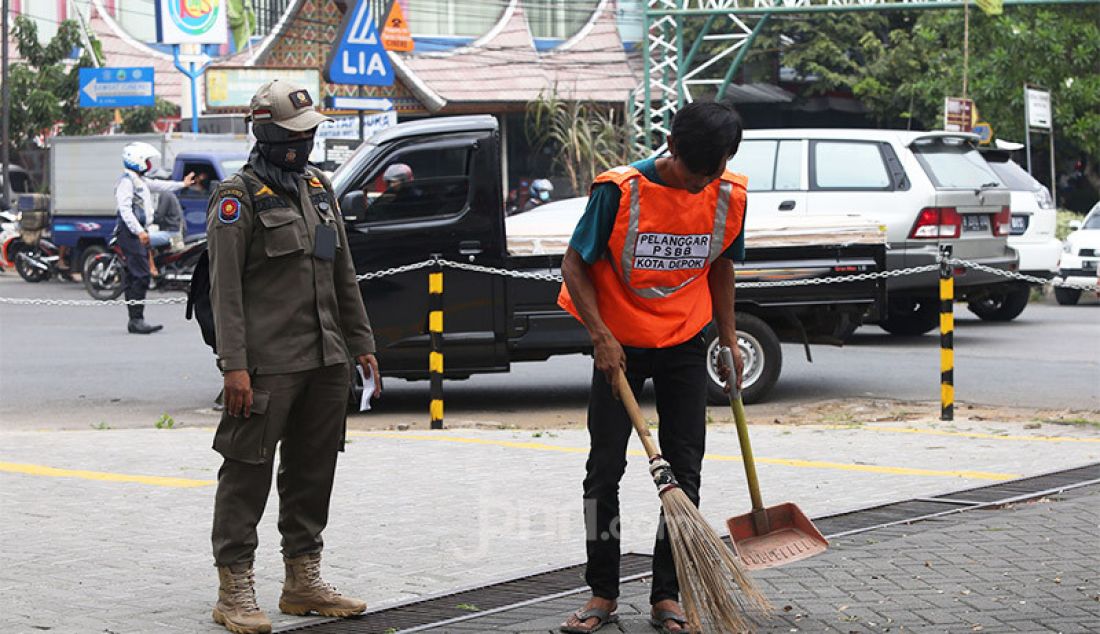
[381,0,414,52]
[325,0,395,86]
[79,67,156,108]
[325,96,394,111]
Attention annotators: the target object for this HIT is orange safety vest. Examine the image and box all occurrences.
[559,165,748,349]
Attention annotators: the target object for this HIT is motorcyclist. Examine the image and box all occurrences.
[115,142,194,334]
[149,168,186,251]
[523,178,554,212]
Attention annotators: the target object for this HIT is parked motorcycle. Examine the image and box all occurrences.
[83,237,206,300]
[11,235,65,283]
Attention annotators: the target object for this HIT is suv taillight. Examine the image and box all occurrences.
[910,207,961,239]
[992,206,1012,237]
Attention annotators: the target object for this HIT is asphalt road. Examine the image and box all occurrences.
[0,271,1097,430]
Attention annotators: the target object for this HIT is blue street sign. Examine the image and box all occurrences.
[79,67,156,108]
[324,96,394,111]
[325,0,394,86]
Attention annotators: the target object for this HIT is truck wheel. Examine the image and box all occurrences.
[880,296,939,336]
[967,284,1030,321]
[1054,287,1081,306]
[705,313,782,406]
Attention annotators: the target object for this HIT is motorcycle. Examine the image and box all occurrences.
[83,237,207,300]
[10,235,65,283]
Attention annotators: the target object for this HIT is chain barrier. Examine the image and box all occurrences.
[2,254,1096,306]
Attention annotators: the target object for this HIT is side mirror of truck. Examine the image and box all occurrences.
[340,190,368,222]
[1069,220,1083,231]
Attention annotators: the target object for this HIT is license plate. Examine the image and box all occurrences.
[962,215,990,232]
[1010,215,1028,235]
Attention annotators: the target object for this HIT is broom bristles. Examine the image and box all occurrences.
[661,487,771,632]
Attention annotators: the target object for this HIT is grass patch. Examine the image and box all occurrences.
[1044,417,1100,429]
[455,603,480,612]
[154,413,177,429]
[90,422,111,430]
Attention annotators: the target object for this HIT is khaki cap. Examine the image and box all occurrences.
[248,79,332,132]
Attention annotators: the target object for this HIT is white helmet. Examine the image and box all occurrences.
[122,142,161,174]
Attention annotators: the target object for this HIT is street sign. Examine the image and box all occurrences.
[973,121,993,145]
[325,96,394,111]
[325,0,395,86]
[943,97,974,133]
[79,67,155,108]
[155,0,228,45]
[1026,88,1051,129]
[206,67,322,109]
[381,0,414,52]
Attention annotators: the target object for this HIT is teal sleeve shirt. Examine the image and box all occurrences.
[569,157,747,265]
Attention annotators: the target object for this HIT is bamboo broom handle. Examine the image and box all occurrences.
[614,369,660,460]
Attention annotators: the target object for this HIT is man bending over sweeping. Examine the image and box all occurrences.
[558,102,747,634]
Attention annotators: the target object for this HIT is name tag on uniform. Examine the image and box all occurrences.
[313,224,337,261]
[633,233,710,271]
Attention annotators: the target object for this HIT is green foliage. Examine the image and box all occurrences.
[744,7,1100,189]
[455,603,481,612]
[155,413,176,429]
[526,90,640,194]
[90,421,111,430]
[6,16,179,152]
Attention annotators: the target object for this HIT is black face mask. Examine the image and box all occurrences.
[257,138,313,172]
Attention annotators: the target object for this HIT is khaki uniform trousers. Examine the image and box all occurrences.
[211,363,349,567]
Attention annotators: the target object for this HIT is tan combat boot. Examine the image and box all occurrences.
[212,563,272,634]
[279,552,367,617]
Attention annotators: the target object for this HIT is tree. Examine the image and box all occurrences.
[526,90,639,195]
[748,7,1100,195]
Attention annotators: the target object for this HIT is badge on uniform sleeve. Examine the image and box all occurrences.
[218,196,242,224]
[308,176,324,189]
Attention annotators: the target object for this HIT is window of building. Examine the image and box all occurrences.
[405,0,508,37]
[526,0,594,39]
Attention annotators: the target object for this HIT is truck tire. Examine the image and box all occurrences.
[880,296,939,336]
[1054,287,1081,306]
[967,284,1030,321]
[704,313,782,406]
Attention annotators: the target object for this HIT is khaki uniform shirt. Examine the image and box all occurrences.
[207,166,375,375]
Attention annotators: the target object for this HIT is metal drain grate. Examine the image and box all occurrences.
[279,553,653,633]
[277,462,1100,634]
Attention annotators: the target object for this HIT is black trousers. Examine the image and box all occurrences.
[118,229,150,320]
[583,330,708,605]
[211,363,349,567]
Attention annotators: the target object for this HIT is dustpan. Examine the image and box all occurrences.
[719,347,829,570]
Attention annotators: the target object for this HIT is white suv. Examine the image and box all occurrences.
[1056,201,1100,305]
[728,129,1016,335]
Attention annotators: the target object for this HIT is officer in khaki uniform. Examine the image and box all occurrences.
[207,80,382,634]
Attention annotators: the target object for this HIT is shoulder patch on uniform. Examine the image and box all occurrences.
[219,187,246,199]
[255,185,275,197]
[217,196,242,224]
[308,176,324,189]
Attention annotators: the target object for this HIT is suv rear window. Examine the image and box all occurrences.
[985,159,1039,191]
[912,138,1001,189]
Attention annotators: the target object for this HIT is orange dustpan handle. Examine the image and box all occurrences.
[720,347,770,535]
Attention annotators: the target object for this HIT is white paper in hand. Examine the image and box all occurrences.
[357,365,376,412]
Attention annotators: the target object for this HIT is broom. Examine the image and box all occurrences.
[613,369,770,632]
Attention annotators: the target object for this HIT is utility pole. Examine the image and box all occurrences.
[2,0,12,209]
[962,0,970,98]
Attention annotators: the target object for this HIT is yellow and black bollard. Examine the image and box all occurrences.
[429,256,444,430]
[939,245,954,422]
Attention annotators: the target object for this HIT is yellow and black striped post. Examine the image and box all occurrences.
[428,256,444,429]
[939,244,954,422]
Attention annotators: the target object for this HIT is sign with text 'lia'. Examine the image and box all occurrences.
[79,67,155,108]
[325,0,395,86]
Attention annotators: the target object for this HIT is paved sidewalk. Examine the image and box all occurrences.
[1,418,1098,633]
[427,484,1100,633]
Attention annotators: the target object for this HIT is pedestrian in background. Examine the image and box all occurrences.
[206,80,381,634]
[558,102,747,634]
[115,142,193,334]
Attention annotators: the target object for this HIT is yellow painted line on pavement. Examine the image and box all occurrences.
[355,433,1018,480]
[819,424,1100,443]
[0,462,215,488]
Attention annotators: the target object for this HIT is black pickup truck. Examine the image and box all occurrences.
[330,115,886,404]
